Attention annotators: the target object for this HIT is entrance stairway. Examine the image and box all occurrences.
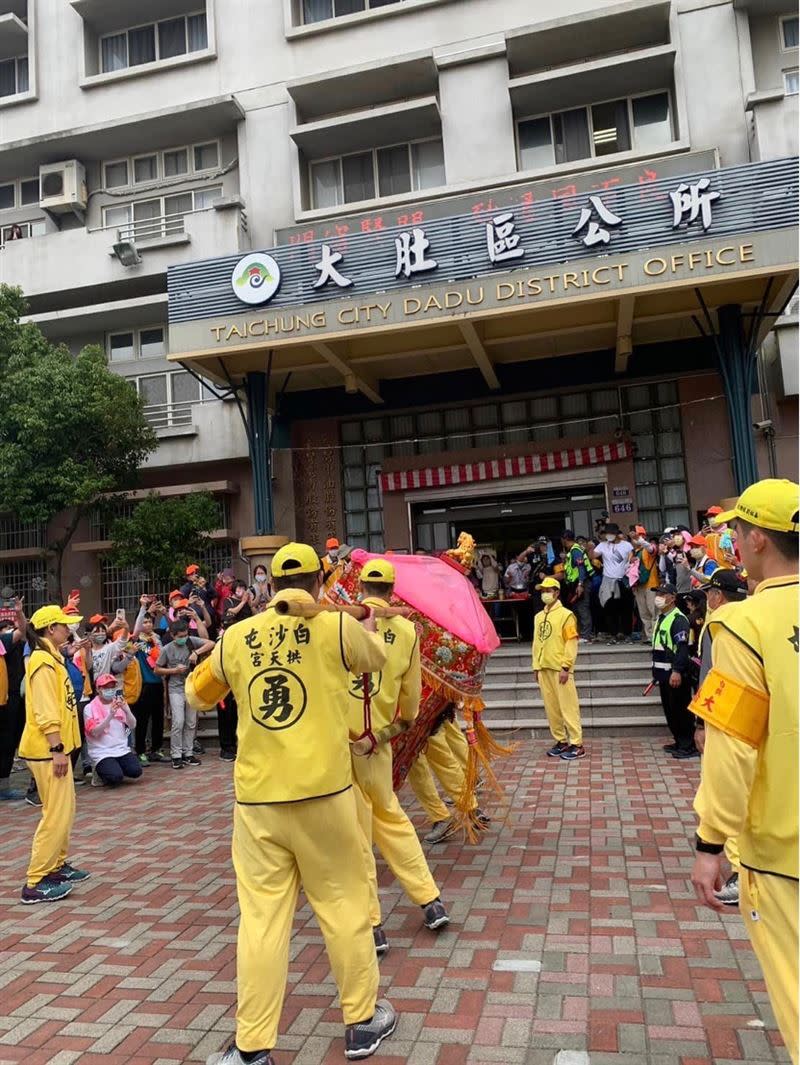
[481,641,665,733]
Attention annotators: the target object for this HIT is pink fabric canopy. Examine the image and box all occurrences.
[352,549,500,655]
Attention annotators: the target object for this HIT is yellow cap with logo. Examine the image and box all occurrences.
[536,576,561,591]
[270,542,322,578]
[360,558,396,584]
[715,479,800,533]
[30,605,84,629]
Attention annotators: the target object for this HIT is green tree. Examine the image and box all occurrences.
[108,492,221,583]
[0,285,158,599]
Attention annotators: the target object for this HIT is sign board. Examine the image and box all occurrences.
[275,150,719,245]
[612,486,631,498]
[612,502,634,514]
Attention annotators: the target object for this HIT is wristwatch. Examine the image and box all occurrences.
[695,834,723,855]
[48,742,65,754]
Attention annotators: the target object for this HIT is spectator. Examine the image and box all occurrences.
[220,580,254,627]
[88,615,133,681]
[651,582,697,759]
[475,553,500,597]
[322,537,341,579]
[504,551,531,594]
[214,568,236,621]
[182,566,217,628]
[687,534,718,581]
[561,530,592,641]
[0,599,27,801]
[154,618,214,770]
[131,599,167,764]
[249,563,271,612]
[84,674,142,788]
[108,620,143,706]
[590,523,634,641]
[631,526,659,640]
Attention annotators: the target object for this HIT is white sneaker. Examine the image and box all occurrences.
[90,769,103,788]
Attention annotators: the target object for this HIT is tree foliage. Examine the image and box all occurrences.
[0,285,158,594]
[109,492,221,582]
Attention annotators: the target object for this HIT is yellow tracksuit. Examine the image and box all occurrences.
[693,575,798,1064]
[352,597,439,927]
[532,601,582,745]
[185,590,387,1053]
[407,717,475,823]
[19,641,81,887]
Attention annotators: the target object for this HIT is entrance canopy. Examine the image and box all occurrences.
[167,157,798,400]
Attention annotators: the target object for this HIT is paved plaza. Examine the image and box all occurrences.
[0,737,789,1065]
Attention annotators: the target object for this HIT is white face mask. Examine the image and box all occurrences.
[541,591,557,604]
[653,595,667,610]
[255,573,267,583]
[328,550,339,562]
[605,534,616,543]
[91,632,106,644]
[690,547,704,560]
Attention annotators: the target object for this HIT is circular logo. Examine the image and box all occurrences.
[348,672,382,702]
[231,252,281,305]
[536,619,553,642]
[248,667,307,731]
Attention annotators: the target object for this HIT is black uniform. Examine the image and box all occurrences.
[652,607,696,753]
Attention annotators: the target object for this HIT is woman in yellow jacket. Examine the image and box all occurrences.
[19,605,91,905]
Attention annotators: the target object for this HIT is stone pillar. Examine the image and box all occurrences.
[240,534,289,575]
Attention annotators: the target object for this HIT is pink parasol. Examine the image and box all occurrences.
[351,549,500,655]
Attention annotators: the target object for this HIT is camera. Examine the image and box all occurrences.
[752,419,774,432]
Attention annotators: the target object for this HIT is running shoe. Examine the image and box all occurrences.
[422,898,450,931]
[182,755,202,767]
[21,880,73,905]
[662,742,678,752]
[546,741,569,758]
[138,753,150,767]
[53,862,91,883]
[373,925,389,956]
[149,750,168,763]
[172,758,185,770]
[714,872,740,906]
[560,744,586,760]
[205,1047,274,1065]
[671,748,700,760]
[423,819,456,844]
[344,999,397,1060]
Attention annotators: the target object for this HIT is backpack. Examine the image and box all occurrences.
[636,548,655,586]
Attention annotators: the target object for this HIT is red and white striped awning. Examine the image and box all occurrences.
[379,440,629,493]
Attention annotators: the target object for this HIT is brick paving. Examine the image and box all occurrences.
[0,737,790,1065]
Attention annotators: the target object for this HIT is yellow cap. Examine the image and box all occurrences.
[270,542,322,578]
[30,605,83,630]
[536,576,561,591]
[360,558,396,584]
[715,479,800,534]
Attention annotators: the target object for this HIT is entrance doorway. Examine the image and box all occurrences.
[412,481,607,564]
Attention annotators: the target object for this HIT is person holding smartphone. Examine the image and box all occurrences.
[84,673,142,787]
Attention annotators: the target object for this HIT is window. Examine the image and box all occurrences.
[104,160,129,189]
[0,219,46,246]
[0,177,42,210]
[102,142,219,190]
[0,56,28,98]
[784,69,799,95]
[310,138,444,208]
[134,369,202,429]
[193,142,219,171]
[163,148,188,177]
[302,0,405,24]
[102,186,222,237]
[99,13,208,74]
[0,514,46,553]
[108,325,167,362]
[0,185,13,210]
[133,154,158,184]
[20,179,38,205]
[517,91,672,170]
[0,559,48,612]
[781,15,799,50]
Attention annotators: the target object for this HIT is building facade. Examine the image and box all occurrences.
[0,0,797,610]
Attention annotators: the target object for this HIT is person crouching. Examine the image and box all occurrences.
[532,577,585,761]
[84,673,142,787]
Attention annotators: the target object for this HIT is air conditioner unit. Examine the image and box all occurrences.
[39,160,88,214]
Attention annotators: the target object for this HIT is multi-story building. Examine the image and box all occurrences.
[0,0,797,611]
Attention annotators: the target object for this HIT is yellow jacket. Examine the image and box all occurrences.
[693,574,798,880]
[353,596,420,735]
[186,589,387,804]
[532,601,579,673]
[19,639,81,760]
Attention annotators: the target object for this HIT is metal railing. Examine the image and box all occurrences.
[142,399,196,430]
[0,515,47,552]
[117,212,188,243]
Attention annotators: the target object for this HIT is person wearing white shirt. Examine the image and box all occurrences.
[83,674,142,788]
[590,524,634,642]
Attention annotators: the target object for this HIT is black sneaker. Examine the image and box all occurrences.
[206,1046,274,1065]
[149,749,168,763]
[662,742,678,752]
[344,999,397,1060]
[476,809,491,828]
[546,741,569,757]
[172,758,185,770]
[373,925,389,956]
[182,755,201,767]
[25,789,42,807]
[560,744,586,761]
[422,898,450,931]
[220,749,236,762]
[672,747,700,760]
[193,740,205,755]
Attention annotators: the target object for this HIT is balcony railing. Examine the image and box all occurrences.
[116,212,188,243]
[142,399,196,430]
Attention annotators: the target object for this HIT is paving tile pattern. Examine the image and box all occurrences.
[0,737,790,1064]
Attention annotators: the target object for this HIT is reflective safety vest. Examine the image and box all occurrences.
[563,545,590,584]
[652,607,688,675]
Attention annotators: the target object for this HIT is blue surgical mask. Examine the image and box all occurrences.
[98,689,115,702]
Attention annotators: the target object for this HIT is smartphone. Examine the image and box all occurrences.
[115,608,126,622]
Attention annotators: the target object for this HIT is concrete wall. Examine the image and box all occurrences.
[750,12,798,92]
[678,372,736,521]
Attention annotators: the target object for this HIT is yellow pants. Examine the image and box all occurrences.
[407,726,476,823]
[26,760,75,887]
[353,746,439,927]
[740,869,798,1064]
[537,669,582,745]
[232,788,379,1052]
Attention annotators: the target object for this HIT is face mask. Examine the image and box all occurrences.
[541,591,557,604]
[605,534,616,543]
[255,574,267,583]
[690,547,703,560]
[91,632,106,644]
[175,636,188,646]
[653,596,667,610]
[98,689,115,702]
[329,550,339,562]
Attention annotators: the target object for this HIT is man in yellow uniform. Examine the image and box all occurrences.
[186,543,396,1065]
[691,480,798,1065]
[350,559,449,953]
[532,576,584,760]
[406,719,482,843]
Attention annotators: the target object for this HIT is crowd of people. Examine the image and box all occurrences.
[6,481,798,1065]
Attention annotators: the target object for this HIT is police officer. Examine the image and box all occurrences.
[561,529,592,641]
[691,480,798,1064]
[651,582,697,759]
[349,559,449,953]
[532,576,585,761]
[187,542,396,1065]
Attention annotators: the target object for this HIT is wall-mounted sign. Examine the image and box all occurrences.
[612,502,634,514]
[612,486,631,498]
[231,253,281,305]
